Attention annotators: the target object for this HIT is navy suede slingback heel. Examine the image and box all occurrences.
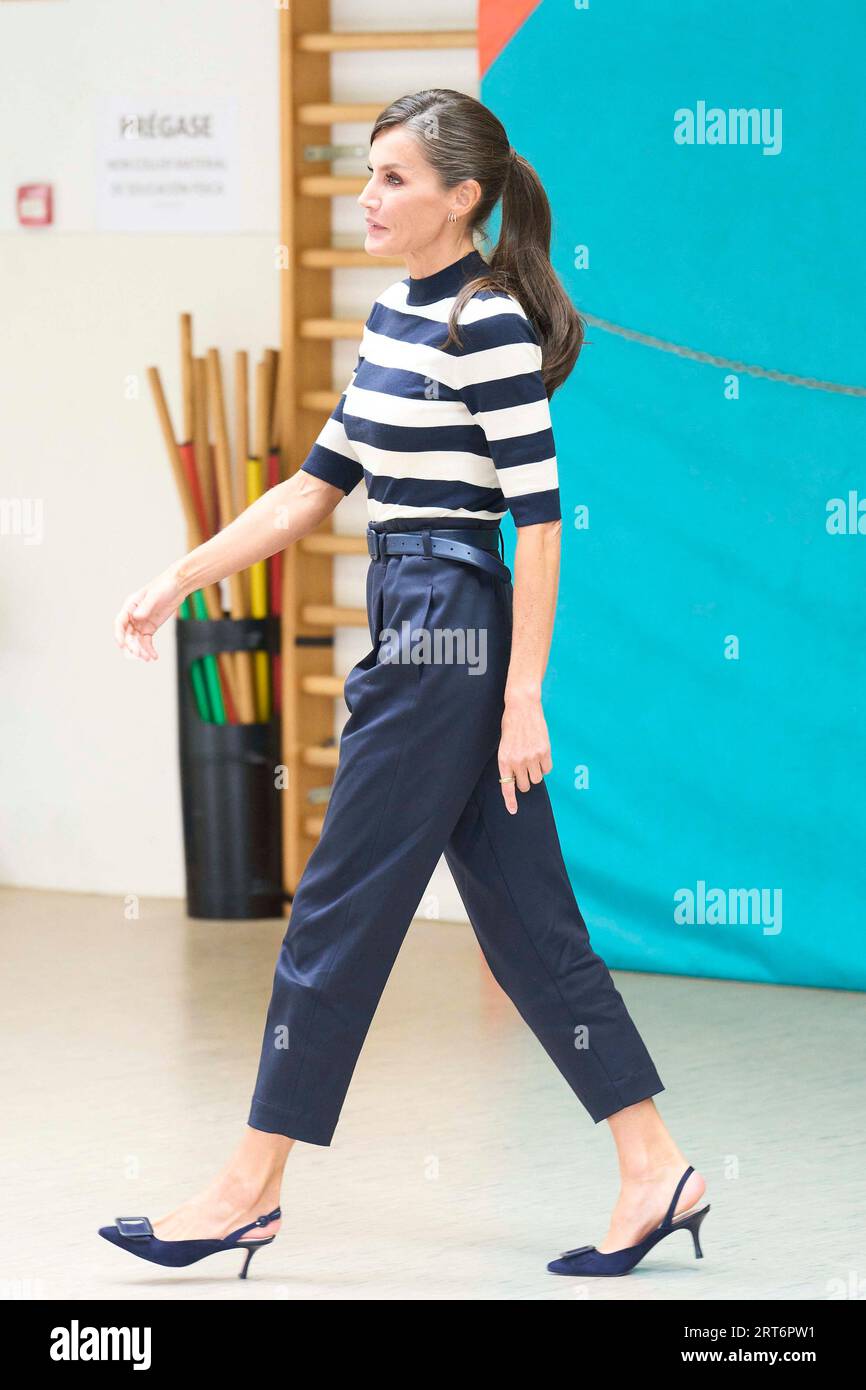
[547,1166,710,1277]
[98,1207,281,1279]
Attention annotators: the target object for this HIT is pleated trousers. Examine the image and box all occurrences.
[248,529,664,1144]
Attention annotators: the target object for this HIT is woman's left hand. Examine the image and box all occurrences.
[498,691,553,814]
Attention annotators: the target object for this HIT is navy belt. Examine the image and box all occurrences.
[366,525,510,582]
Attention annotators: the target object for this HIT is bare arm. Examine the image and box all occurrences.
[173,470,340,598]
[114,471,342,661]
[498,518,562,813]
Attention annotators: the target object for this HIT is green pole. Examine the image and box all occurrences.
[190,589,227,723]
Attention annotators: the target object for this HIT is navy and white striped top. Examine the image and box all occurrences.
[300,247,560,528]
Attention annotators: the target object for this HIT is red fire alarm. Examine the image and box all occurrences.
[17,184,53,227]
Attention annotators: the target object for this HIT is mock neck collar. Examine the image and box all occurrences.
[405,247,488,306]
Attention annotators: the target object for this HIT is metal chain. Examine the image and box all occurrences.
[580,312,866,397]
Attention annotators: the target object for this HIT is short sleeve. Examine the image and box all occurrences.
[299,352,365,495]
[457,311,560,527]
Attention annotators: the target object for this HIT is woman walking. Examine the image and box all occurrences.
[104,90,708,1280]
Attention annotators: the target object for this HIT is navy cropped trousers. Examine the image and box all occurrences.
[248,525,664,1145]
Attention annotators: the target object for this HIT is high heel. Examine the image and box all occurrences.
[547,1166,710,1277]
[98,1207,281,1279]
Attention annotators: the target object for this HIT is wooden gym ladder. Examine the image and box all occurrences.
[276,4,477,899]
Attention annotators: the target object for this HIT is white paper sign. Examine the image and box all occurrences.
[96,95,241,231]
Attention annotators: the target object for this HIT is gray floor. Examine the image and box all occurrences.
[1,885,863,1301]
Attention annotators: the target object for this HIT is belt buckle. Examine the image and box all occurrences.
[366,528,380,560]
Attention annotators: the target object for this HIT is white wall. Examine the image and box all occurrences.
[0,0,479,922]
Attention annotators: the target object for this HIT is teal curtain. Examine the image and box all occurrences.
[483,0,865,988]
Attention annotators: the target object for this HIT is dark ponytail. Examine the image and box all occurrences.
[369,89,585,399]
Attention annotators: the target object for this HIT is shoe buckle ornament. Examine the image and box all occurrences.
[560,1244,596,1257]
[115,1216,154,1239]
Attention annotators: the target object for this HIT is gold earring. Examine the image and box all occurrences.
[448,210,457,223]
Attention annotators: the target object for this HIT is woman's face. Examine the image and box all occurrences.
[358,126,477,263]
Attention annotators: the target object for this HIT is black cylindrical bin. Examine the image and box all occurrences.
[176,614,283,919]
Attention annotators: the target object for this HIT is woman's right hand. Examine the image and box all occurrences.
[114,565,185,662]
